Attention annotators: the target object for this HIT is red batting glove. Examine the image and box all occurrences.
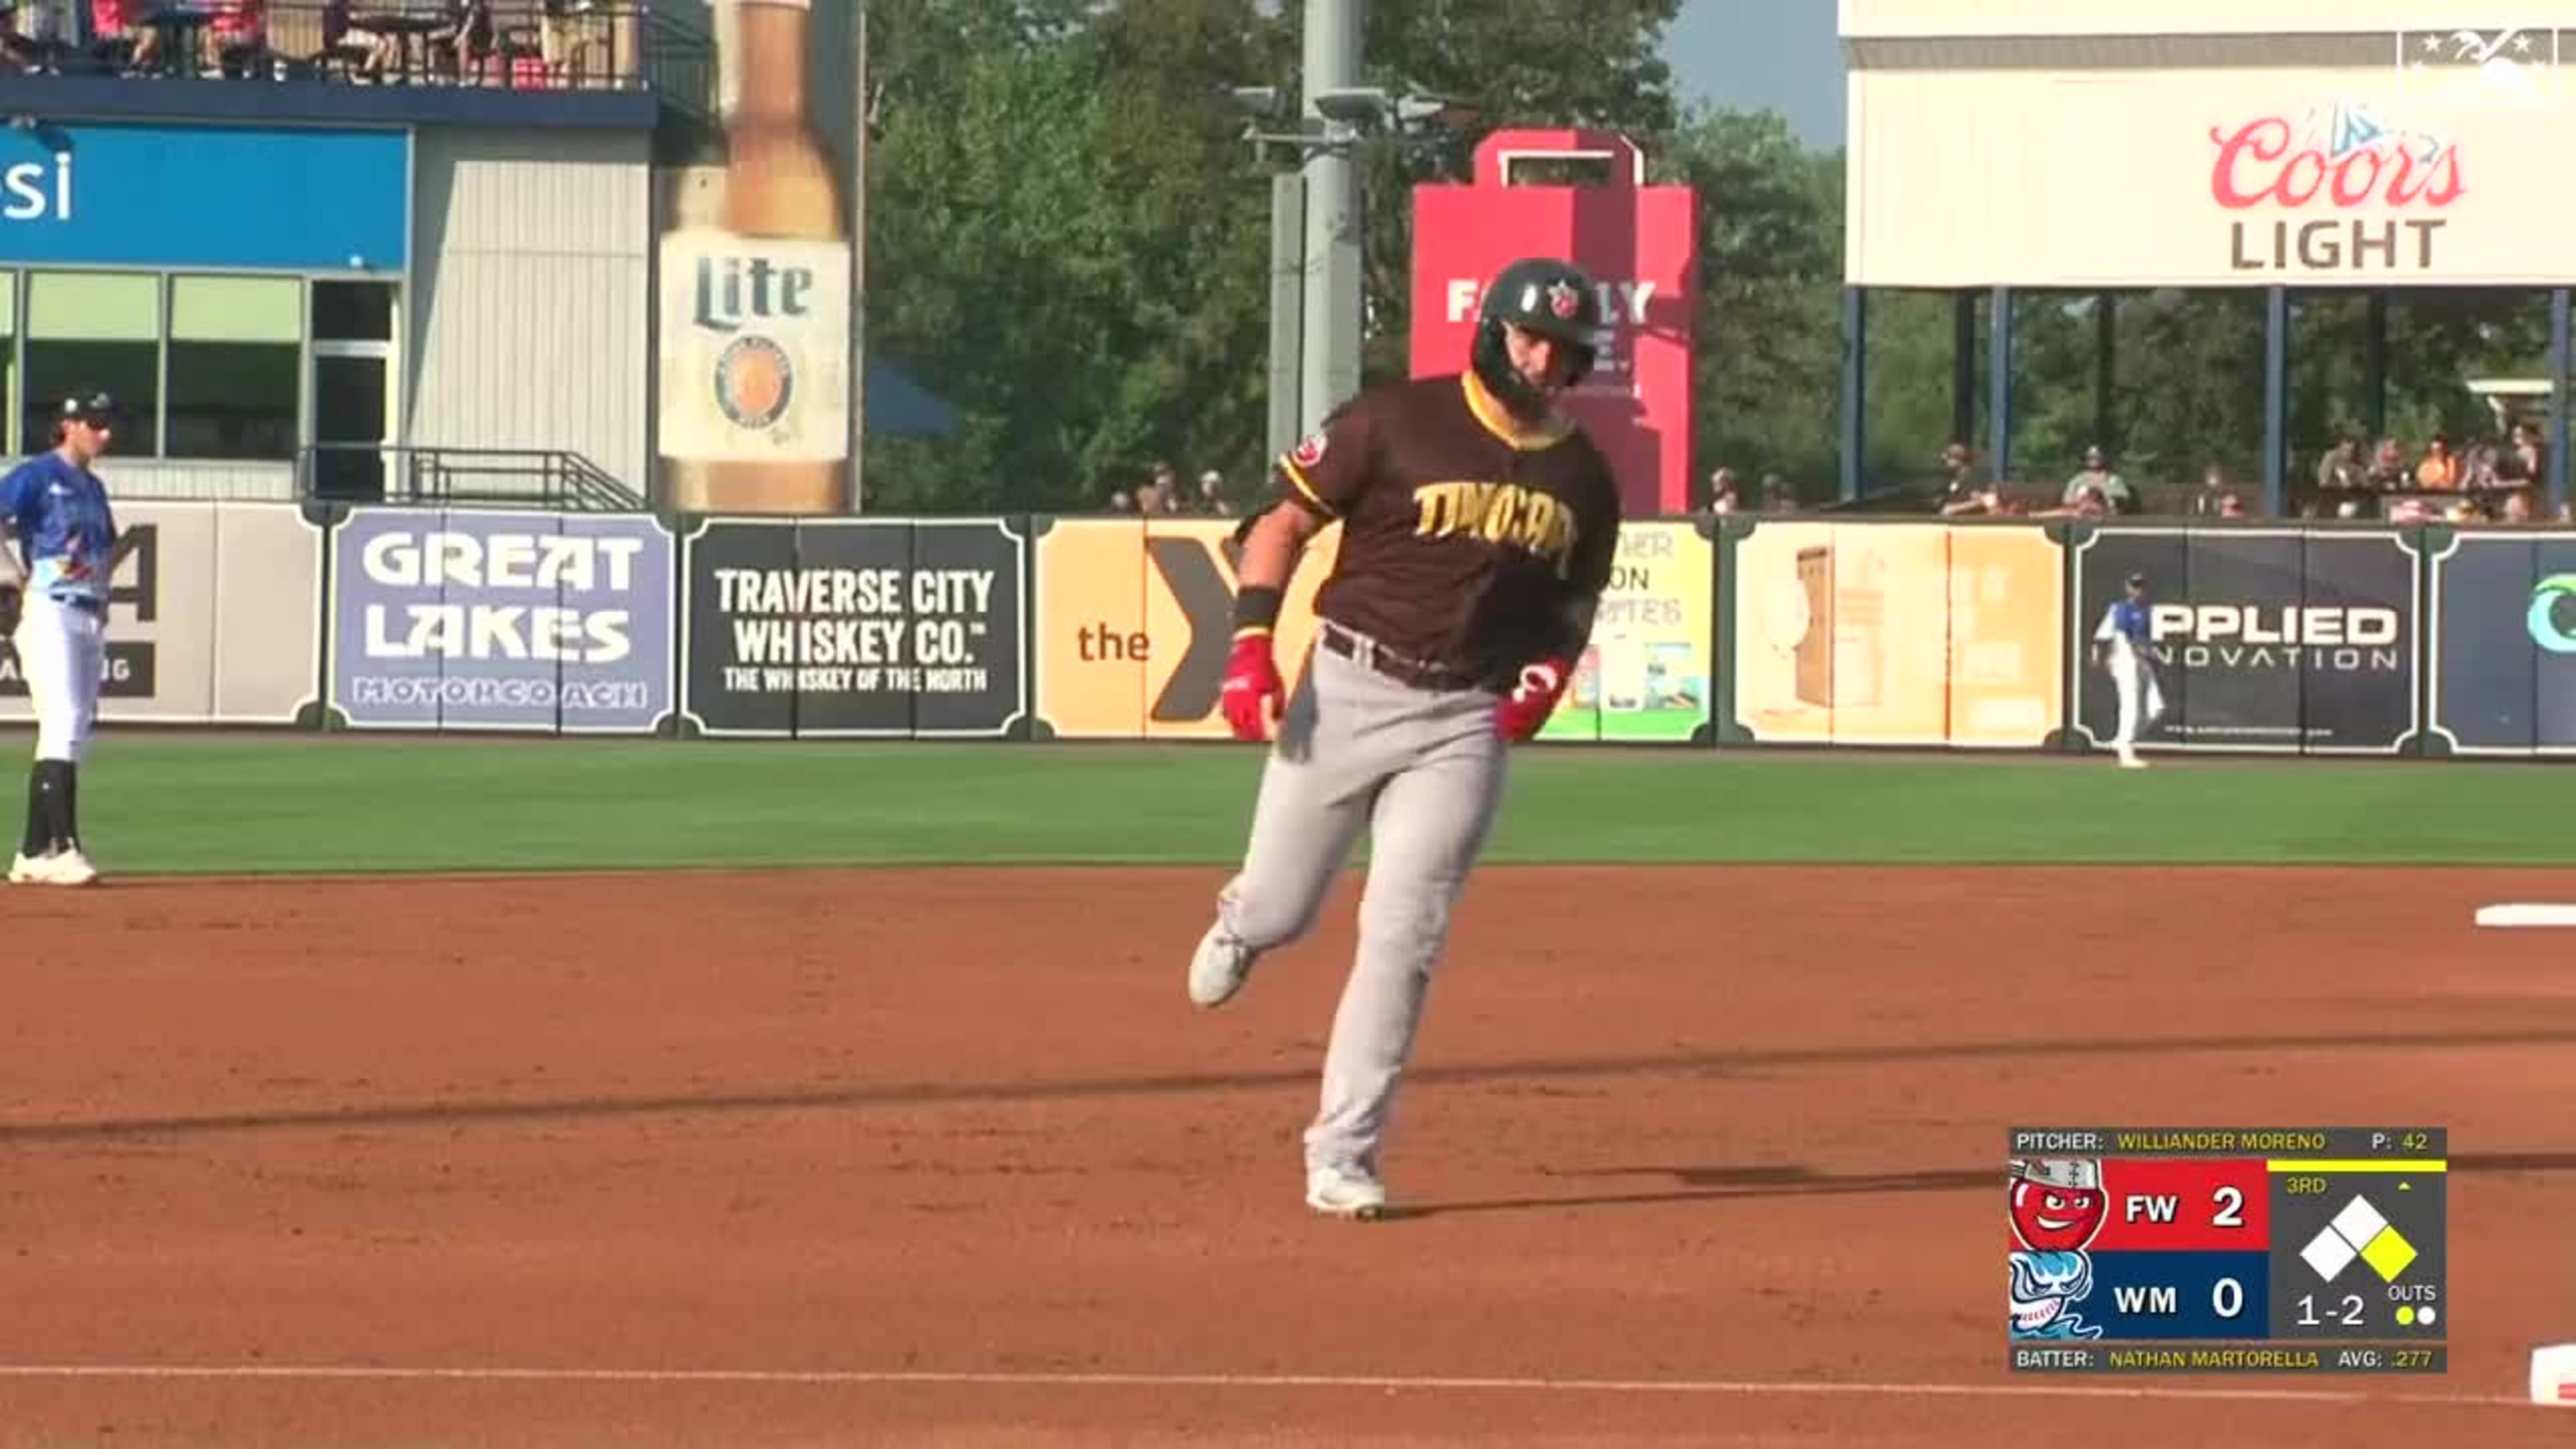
[1494,657,1574,742]
[1220,632,1285,741]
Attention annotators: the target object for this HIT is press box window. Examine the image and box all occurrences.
[165,276,301,460]
[24,272,158,456]
[312,281,394,343]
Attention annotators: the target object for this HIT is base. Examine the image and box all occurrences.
[2532,1344,2576,1404]
[2475,904,2576,928]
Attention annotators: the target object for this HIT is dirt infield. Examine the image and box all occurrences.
[3,865,2572,1445]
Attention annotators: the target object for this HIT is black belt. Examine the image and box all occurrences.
[53,595,101,615]
[1317,621,1482,692]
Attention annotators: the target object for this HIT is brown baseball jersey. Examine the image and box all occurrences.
[1271,371,1623,684]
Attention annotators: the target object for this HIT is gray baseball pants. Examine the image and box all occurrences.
[1213,631,1508,1176]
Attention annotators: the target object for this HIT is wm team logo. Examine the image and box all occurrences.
[2397,27,2562,110]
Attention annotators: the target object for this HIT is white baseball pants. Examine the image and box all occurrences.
[2110,652,2163,751]
[15,594,105,762]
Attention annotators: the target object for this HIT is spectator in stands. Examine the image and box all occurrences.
[2501,489,2537,524]
[540,0,591,81]
[1196,469,1232,516]
[0,10,34,70]
[1936,442,1984,512]
[425,0,494,83]
[88,0,152,71]
[2514,421,2546,482]
[2063,444,2135,514]
[1944,480,2019,517]
[2463,439,2505,491]
[12,2,71,48]
[2029,483,2105,520]
[326,0,403,80]
[204,0,264,75]
[1759,473,1797,512]
[2364,436,2412,491]
[2416,434,2462,490]
[2195,463,2237,517]
[1701,465,1739,515]
[2314,438,2363,496]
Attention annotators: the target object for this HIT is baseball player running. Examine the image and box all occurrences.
[2,391,132,886]
[1187,257,1624,1220]
[2092,570,2163,769]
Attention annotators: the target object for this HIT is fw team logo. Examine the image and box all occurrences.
[2008,1158,2107,1340]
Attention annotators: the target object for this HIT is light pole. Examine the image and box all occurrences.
[1298,0,1365,442]
[1227,80,1478,461]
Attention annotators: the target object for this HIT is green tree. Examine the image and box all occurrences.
[859,0,1738,516]
[860,0,1289,513]
[1654,105,1842,502]
[1351,0,1685,387]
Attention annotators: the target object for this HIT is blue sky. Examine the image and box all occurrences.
[1665,0,1845,150]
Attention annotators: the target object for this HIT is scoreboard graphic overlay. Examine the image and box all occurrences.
[2007,1127,2447,1374]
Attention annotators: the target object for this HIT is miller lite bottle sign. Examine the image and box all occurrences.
[657,0,851,514]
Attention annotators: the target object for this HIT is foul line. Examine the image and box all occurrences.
[0,1363,2534,1409]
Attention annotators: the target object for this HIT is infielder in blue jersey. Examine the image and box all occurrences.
[0,391,132,886]
[2092,570,2163,769]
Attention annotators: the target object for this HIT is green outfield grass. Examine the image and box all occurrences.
[23,732,2570,876]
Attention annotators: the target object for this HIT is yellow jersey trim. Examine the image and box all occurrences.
[1276,456,1337,516]
[1462,372,1576,453]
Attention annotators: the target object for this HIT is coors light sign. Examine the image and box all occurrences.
[657,0,852,514]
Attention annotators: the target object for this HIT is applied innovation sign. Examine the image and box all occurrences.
[0,122,407,271]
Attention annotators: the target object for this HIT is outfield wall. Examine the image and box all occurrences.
[43,506,2576,758]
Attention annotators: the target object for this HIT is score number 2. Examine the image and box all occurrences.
[2212,1187,2245,1228]
[2299,1293,2366,1327]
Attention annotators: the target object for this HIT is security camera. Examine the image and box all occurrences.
[1224,85,1285,118]
[1308,86,1390,123]
[1394,94,1477,128]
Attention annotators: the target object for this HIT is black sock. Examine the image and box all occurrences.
[20,762,46,857]
[55,761,76,854]
[27,760,74,855]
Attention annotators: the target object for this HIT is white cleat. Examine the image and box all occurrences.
[44,847,97,886]
[1305,1163,1389,1220]
[8,850,52,883]
[1187,921,1259,1008]
[2118,752,2149,770]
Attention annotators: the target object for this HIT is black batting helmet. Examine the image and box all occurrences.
[1470,257,1601,416]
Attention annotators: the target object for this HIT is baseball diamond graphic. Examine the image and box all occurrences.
[2267,1173,2449,1342]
